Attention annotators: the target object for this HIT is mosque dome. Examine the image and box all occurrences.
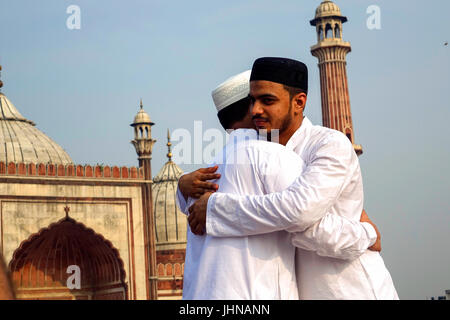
[132,99,154,125]
[152,130,187,251]
[311,1,347,25]
[0,92,73,165]
[315,1,342,18]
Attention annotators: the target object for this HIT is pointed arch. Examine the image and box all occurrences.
[325,23,333,39]
[335,24,341,38]
[318,26,324,41]
[9,217,127,300]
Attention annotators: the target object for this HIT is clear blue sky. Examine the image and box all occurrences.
[1,0,449,299]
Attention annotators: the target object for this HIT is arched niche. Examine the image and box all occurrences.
[325,23,333,39]
[318,26,324,41]
[335,24,341,38]
[9,217,128,300]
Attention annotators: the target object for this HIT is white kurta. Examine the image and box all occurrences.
[205,117,399,300]
[179,129,299,299]
[177,128,379,299]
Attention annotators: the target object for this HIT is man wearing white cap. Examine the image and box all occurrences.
[181,70,298,299]
[179,70,382,300]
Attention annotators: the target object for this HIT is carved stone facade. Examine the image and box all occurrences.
[0,80,187,300]
[0,163,148,299]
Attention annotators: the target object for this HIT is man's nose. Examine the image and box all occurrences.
[251,101,264,116]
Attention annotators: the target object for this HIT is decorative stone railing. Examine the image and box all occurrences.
[0,162,144,180]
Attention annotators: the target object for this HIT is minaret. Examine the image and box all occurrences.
[130,99,158,299]
[310,1,363,155]
[131,99,157,167]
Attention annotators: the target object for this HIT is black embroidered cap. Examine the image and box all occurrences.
[250,57,308,93]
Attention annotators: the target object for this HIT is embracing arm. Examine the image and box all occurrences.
[188,134,380,259]
[187,187,380,259]
[189,134,381,259]
[205,133,356,236]
[203,191,380,260]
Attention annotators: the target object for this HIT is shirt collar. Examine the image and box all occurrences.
[285,116,312,151]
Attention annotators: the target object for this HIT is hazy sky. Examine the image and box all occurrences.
[1,0,449,299]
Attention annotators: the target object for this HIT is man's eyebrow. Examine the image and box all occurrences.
[255,94,278,100]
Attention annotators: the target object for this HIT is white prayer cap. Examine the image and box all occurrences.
[212,70,251,113]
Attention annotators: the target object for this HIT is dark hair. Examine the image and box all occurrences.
[283,84,307,101]
[217,97,250,130]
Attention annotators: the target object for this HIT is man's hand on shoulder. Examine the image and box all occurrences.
[360,209,382,252]
[179,166,221,200]
[188,192,214,235]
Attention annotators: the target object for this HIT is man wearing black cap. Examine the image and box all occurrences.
[188,57,398,299]
[178,70,382,300]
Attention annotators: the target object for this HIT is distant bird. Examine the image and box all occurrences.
[445,41,448,46]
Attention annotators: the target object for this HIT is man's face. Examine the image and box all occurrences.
[249,80,293,134]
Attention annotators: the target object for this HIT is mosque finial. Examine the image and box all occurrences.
[64,205,70,219]
[167,129,172,161]
[140,98,143,109]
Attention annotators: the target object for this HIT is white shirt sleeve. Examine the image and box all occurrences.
[206,133,358,235]
[176,174,189,215]
[291,215,377,260]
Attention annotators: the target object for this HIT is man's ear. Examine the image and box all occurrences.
[293,93,307,114]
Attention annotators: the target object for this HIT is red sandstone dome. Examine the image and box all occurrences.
[9,217,127,300]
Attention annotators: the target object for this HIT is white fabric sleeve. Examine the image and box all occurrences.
[175,174,189,215]
[206,133,357,236]
[290,214,378,260]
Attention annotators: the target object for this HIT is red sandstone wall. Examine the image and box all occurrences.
[156,249,185,299]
